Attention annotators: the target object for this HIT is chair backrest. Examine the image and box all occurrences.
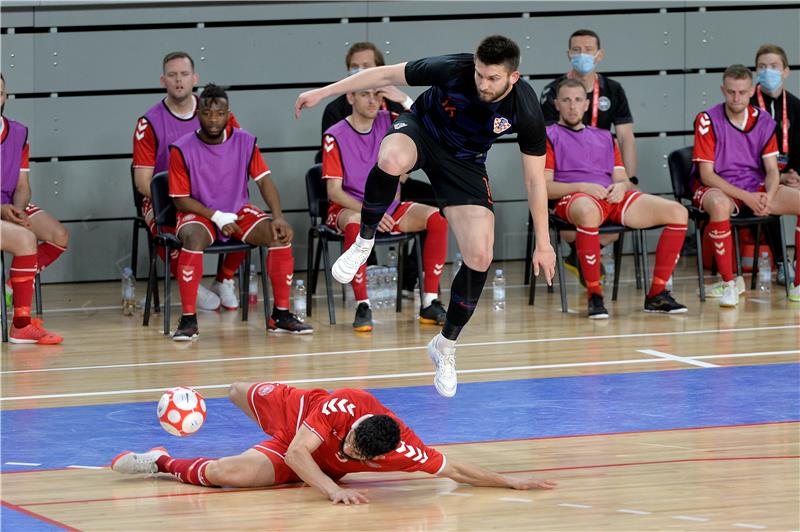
[149,171,177,230]
[667,146,694,202]
[304,164,328,223]
[130,165,145,217]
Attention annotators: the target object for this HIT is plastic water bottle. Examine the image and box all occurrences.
[387,246,398,269]
[121,267,136,316]
[248,265,258,305]
[757,251,772,292]
[386,265,397,308]
[665,275,673,292]
[600,245,614,284]
[452,252,463,281]
[293,280,307,320]
[493,268,506,310]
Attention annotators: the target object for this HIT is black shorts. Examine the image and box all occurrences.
[385,112,494,212]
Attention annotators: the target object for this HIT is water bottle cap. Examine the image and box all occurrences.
[122,267,133,276]
[250,264,256,272]
[496,268,503,275]
[761,251,769,257]
[296,280,304,286]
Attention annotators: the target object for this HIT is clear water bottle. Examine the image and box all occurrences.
[387,246,398,269]
[121,267,136,316]
[452,252,463,281]
[370,267,383,309]
[757,251,772,292]
[386,265,397,308]
[665,275,673,292]
[248,265,258,305]
[293,279,307,320]
[493,268,506,311]
[600,245,614,284]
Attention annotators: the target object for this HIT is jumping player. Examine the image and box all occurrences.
[168,84,312,339]
[111,382,557,504]
[133,52,244,311]
[296,35,556,398]
[323,88,449,331]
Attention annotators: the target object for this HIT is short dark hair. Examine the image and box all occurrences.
[723,64,753,82]
[199,83,228,108]
[345,42,385,68]
[162,51,195,72]
[353,415,401,459]
[569,29,601,50]
[475,35,520,72]
[556,78,585,96]
[755,43,789,70]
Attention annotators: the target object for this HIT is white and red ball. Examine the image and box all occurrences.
[157,386,206,437]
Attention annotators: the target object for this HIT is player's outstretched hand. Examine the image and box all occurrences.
[330,487,370,505]
[508,476,558,490]
[295,89,325,119]
[532,244,556,286]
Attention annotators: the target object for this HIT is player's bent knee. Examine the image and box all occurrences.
[54,225,69,248]
[377,149,414,175]
[228,382,251,405]
[464,251,492,272]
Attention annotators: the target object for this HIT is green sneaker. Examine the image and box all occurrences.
[5,281,12,309]
[703,276,745,298]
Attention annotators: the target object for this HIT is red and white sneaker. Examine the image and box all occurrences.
[9,319,63,345]
[111,447,169,475]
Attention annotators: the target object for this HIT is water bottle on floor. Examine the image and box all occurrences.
[757,251,772,292]
[248,265,258,305]
[387,246,398,269]
[493,268,506,311]
[121,267,136,316]
[293,280,307,320]
[600,245,614,284]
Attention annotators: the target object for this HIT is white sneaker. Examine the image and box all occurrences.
[196,284,221,311]
[789,283,800,303]
[704,275,745,298]
[427,334,457,398]
[210,279,239,310]
[332,236,374,284]
[111,447,169,475]
[719,280,739,307]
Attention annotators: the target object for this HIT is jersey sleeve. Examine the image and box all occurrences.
[321,135,344,180]
[515,84,548,156]
[301,392,360,445]
[249,145,271,181]
[132,117,157,168]
[692,112,716,163]
[168,147,191,198]
[20,143,30,172]
[404,54,472,87]
[610,84,634,125]
[762,132,779,158]
[613,140,624,168]
[390,426,446,475]
[544,138,556,171]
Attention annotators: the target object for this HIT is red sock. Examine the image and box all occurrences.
[344,224,368,300]
[648,224,687,297]
[423,212,448,294]
[267,245,293,309]
[794,222,800,287]
[708,220,734,282]
[10,254,37,328]
[156,456,217,487]
[576,226,602,296]
[216,251,247,282]
[37,241,66,272]
[177,249,203,314]
[156,247,180,277]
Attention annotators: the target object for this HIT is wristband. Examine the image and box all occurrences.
[210,210,237,230]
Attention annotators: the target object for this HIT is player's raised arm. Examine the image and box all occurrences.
[438,458,557,490]
[295,63,408,118]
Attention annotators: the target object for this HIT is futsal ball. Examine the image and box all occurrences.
[157,386,207,437]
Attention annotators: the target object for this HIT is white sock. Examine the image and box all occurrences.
[436,333,456,353]
[356,299,370,307]
[422,292,437,308]
[355,235,374,248]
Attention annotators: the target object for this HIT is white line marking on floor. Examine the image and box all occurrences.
[617,509,651,515]
[733,524,766,530]
[3,324,796,376]
[499,497,533,503]
[748,298,770,304]
[5,462,41,466]
[635,443,696,450]
[440,492,472,497]
[695,350,800,360]
[558,503,592,509]
[672,515,709,522]
[67,465,103,469]
[638,349,718,368]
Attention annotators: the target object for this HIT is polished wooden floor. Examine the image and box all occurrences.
[2,258,799,530]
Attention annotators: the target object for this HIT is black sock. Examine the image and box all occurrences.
[272,307,290,319]
[442,264,488,340]
[360,165,400,239]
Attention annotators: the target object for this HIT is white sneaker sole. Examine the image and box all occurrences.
[588,313,609,320]
[331,260,357,284]
[172,333,199,341]
[268,328,314,335]
[643,307,688,314]
[8,337,39,344]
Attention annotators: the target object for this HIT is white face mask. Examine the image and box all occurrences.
[348,67,364,77]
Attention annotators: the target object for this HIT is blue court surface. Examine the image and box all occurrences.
[2,364,798,474]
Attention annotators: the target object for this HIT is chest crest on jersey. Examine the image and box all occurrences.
[493,116,511,134]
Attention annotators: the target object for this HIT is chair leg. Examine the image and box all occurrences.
[524,212,533,285]
[415,233,424,302]
[632,230,643,290]
[612,233,624,301]
[131,222,140,278]
[260,247,270,330]
[163,250,172,336]
[555,231,568,313]
[306,229,315,316]
[396,241,405,313]
[778,219,791,298]
[34,272,42,316]
[143,249,157,326]
[733,226,743,277]
[695,223,706,301]
[640,230,650,294]
[321,239,336,325]
[1,254,8,343]
[241,250,251,322]
[750,223,762,290]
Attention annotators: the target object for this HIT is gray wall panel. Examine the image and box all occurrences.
[0,7,34,28]
[1,34,35,93]
[636,136,692,194]
[485,143,529,202]
[369,1,686,16]
[615,75,685,133]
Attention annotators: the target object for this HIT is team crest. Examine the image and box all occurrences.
[257,384,275,396]
[598,96,611,112]
[493,116,511,134]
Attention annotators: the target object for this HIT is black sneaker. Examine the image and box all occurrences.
[644,290,688,314]
[269,310,314,335]
[352,302,373,332]
[587,293,609,320]
[172,314,199,341]
[419,300,447,325]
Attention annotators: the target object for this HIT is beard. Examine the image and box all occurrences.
[478,80,511,103]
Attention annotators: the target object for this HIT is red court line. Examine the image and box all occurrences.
[3,420,798,475]
[1,499,81,531]
[12,455,799,508]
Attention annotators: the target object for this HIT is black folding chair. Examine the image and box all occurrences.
[304,164,423,324]
[667,146,790,301]
[129,166,159,313]
[143,172,270,335]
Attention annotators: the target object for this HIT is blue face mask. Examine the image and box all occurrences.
[758,68,783,92]
[348,67,363,77]
[570,53,596,75]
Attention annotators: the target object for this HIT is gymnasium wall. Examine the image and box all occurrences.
[1,1,798,283]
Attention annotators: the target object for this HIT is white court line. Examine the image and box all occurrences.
[67,465,103,469]
[499,497,533,503]
[617,509,651,515]
[440,492,472,497]
[558,503,592,509]
[695,350,800,360]
[733,524,767,530]
[672,515,710,522]
[638,349,718,368]
[3,324,797,376]
[5,462,41,466]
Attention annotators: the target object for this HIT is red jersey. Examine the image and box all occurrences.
[545,136,624,172]
[692,105,778,164]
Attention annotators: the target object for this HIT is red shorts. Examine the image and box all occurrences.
[325,201,415,234]
[176,204,269,244]
[247,382,329,486]
[553,190,643,226]
[691,184,766,216]
[24,203,43,218]
[141,197,176,237]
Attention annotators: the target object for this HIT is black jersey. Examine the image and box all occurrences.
[540,74,633,130]
[750,87,800,173]
[404,53,546,164]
